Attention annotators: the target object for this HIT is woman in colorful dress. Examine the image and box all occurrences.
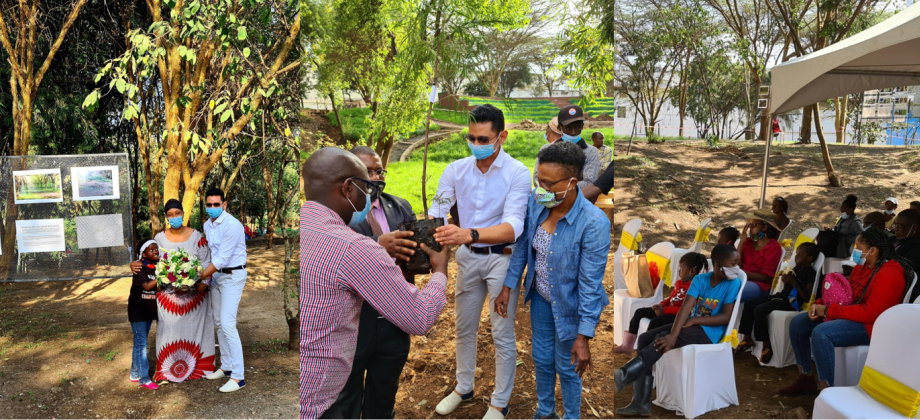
[133,198,215,383]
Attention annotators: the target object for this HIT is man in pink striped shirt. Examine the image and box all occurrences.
[299,147,450,419]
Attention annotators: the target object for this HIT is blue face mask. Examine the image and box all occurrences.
[852,249,866,265]
[561,133,581,143]
[467,141,497,160]
[543,133,548,142]
[167,217,183,229]
[206,207,223,219]
[346,180,371,227]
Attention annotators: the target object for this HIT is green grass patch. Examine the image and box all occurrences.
[329,108,446,143]
[387,128,616,213]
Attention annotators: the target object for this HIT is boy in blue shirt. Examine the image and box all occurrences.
[614,244,743,417]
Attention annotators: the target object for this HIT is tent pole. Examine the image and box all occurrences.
[759,113,773,209]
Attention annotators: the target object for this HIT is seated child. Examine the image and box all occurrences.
[129,240,160,390]
[719,226,740,247]
[614,244,742,416]
[613,252,708,354]
[735,242,819,364]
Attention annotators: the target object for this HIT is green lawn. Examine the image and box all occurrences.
[387,128,616,214]
[328,108,441,143]
[571,97,616,117]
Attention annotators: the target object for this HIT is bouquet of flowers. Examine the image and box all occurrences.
[156,248,202,290]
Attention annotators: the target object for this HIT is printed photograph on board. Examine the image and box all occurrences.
[13,168,64,204]
[71,166,120,201]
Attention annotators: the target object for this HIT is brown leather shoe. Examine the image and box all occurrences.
[779,373,818,397]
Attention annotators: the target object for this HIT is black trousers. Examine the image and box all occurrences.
[738,294,794,345]
[628,307,676,335]
[636,323,711,375]
[335,301,411,419]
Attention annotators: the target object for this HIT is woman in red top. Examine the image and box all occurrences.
[613,253,708,354]
[738,210,784,302]
[779,228,912,395]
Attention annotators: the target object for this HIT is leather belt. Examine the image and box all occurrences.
[464,243,513,255]
[218,265,246,274]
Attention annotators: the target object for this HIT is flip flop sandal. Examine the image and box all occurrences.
[760,348,774,364]
[733,341,754,356]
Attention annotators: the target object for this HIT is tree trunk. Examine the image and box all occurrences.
[329,93,344,144]
[813,104,842,187]
[800,104,813,144]
[378,134,396,167]
[835,96,848,143]
[282,226,300,352]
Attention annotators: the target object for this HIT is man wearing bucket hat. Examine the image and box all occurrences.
[737,209,785,302]
[533,106,600,190]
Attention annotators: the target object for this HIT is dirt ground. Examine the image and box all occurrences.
[611,139,920,418]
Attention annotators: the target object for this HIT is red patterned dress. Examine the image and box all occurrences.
[153,230,216,382]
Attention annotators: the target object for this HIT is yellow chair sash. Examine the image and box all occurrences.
[859,365,920,418]
[621,231,642,252]
[720,329,739,348]
[793,233,816,251]
[645,251,672,288]
[694,227,712,244]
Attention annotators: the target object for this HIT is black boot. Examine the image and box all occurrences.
[614,357,647,393]
[615,374,653,417]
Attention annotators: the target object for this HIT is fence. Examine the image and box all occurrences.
[0,154,134,282]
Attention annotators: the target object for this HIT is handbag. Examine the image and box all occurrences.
[623,253,654,298]
[816,229,845,259]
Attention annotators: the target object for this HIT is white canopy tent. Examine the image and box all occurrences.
[758,3,920,206]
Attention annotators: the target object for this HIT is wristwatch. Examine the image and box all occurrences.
[469,229,480,244]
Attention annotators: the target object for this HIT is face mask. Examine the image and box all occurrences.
[885,210,895,215]
[468,140,497,160]
[561,133,581,143]
[346,180,371,227]
[721,266,744,279]
[167,217,183,229]
[206,207,223,219]
[535,179,574,208]
[544,133,548,142]
[852,249,867,265]
[370,180,385,202]
[839,212,849,220]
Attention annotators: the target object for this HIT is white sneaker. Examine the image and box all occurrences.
[435,389,474,415]
[483,406,509,419]
[205,369,229,380]
[218,379,246,393]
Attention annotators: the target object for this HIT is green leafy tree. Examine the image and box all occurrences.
[557,0,614,108]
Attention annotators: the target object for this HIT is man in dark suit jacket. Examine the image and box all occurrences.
[335,146,421,419]
[894,209,920,303]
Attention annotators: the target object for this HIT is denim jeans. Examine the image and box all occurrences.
[530,294,581,419]
[740,281,768,302]
[130,320,154,384]
[789,313,869,386]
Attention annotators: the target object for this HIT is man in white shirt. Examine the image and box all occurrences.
[199,188,249,393]
[430,104,531,420]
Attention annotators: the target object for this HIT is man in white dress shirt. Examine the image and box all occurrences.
[199,188,249,393]
[430,104,531,419]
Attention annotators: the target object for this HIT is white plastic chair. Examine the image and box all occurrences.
[612,242,674,346]
[614,219,643,292]
[813,304,920,419]
[776,219,795,244]
[652,273,748,419]
[670,218,712,287]
[751,252,825,368]
[832,272,919,387]
[824,244,857,275]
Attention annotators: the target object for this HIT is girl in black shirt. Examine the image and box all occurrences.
[129,240,160,389]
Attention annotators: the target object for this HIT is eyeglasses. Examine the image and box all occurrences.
[537,177,574,191]
[347,177,379,197]
[464,133,500,145]
[205,202,223,208]
[367,169,387,178]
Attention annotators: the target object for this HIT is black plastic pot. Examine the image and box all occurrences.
[398,218,445,271]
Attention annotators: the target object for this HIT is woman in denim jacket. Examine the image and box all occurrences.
[494,141,611,419]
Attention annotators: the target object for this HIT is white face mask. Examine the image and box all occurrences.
[885,210,895,215]
[839,212,849,220]
[721,266,744,279]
